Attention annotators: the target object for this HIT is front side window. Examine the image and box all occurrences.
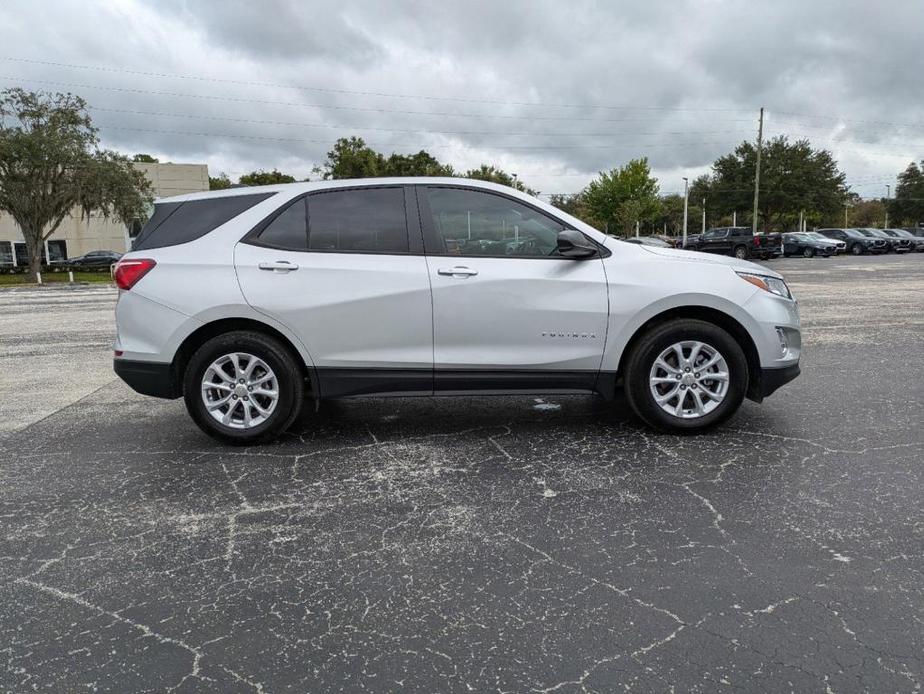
[424,187,564,257]
[308,188,408,253]
[258,197,308,249]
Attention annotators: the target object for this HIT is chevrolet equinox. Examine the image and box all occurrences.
[113,179,801,444]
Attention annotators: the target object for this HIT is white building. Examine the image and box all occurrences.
[0,162,209,265]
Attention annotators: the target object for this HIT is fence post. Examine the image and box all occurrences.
[69,270,74,283]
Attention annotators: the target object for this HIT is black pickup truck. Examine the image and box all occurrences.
[684,227,782,260]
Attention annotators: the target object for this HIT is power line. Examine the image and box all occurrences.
[86,106,755,139]
[0,76,760,125]
[0,56,757,113]
[94,123,744,151]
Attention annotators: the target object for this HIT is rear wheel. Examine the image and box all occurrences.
[733,245,748,260]
[850,243,864,255]
[624,319,748,433]
[183,331,304,445]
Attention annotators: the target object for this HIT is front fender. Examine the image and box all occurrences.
[600,291,763,373]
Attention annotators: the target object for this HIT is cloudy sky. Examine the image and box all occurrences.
[1,0,921,198]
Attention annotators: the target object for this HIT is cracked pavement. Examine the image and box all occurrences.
[1,254,922,692]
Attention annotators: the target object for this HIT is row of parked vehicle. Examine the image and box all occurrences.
[626,226,924,259]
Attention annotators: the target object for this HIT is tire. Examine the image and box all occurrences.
[851,243,864,256]
[733,245,748,260]
[183,331,304,445]
[624,319,748,434]
[802,247,815,258]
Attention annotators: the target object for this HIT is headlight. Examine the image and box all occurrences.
[737,272,792,300]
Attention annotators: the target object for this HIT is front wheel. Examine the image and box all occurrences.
[183,331,304,445]
[624,319,748,433]
[802,247,815,258]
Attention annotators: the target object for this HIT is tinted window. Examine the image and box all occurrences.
[134,193,273,251]
[257,198,308,249]
[308,188,408,253]
[425,187,564,257]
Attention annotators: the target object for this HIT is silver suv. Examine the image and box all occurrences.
[113,178,801,444]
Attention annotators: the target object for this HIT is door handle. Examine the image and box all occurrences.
[258,260,299,273]
[437,266,478,277]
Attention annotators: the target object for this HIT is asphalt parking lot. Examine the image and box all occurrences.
[1,253,922,692]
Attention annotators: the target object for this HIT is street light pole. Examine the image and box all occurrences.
[682,177,689,247]
[701,198,706,234]
[885,184,890,228]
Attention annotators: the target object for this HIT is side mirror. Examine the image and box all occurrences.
[557,229,598,258]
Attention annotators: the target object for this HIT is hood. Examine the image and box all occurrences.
[636,244,783,279]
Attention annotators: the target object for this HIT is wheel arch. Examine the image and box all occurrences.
[171,317,318,399]
[612,305,764,402]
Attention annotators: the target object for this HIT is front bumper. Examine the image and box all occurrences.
[754,362,801,400]
[114,359,179,399]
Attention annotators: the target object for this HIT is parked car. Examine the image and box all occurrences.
[804,231,846,254]
[857,228,912,253]
[112,179,801,443]
[67,250,123,266]
[624,236,671,247]
[684,227,782,260]
[782,232,837,258]
[817,228,888,255]
[882,228,924,252]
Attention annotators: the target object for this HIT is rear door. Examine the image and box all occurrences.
[235,186,433,397]
[417,185,608,393]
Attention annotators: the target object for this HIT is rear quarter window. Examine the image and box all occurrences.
[133,193,274,250]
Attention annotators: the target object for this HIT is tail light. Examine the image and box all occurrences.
[114,258,156,290]
[754,235,761,247]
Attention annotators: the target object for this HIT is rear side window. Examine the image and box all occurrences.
[308,188,408,253]
[133,193,273,250]
[257,198,308,249]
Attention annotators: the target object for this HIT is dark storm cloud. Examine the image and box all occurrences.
[1,0,921,194]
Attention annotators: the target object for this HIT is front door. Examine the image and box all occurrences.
[417,185,609,393]
[235,186,433,397]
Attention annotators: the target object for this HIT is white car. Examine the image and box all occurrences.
[113,178,801,444]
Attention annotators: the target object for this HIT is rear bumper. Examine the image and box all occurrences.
[114,359,179,399]
[754,362,800,400]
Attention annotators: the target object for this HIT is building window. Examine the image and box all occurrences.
[0,241,12,266]
[13,243,29,266]
[47,240,68,263]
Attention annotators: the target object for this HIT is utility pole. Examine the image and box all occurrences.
[702,198,706,233]
[682,177,689,247]
[635,220,640,238]
[752,107,764,235]
[885,184,890,228]
[733,210,737,226]
[844,201,849,228]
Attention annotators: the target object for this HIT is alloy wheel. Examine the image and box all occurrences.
[201,352,279,429]
[649,341,730,419]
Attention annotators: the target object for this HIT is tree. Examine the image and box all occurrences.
[132,153,159,163]
[655,194,687,236]
[318,137,385,179]
[694,136,848,231]
[209,173,232,190]
[463,164,536,195]
[0,88,153,279]
[583,158,660,235]
[239,168,297,186]
[549,192,589,221]
[890,161,924,226]
[849,199,886,228]
[382,150,454,177]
